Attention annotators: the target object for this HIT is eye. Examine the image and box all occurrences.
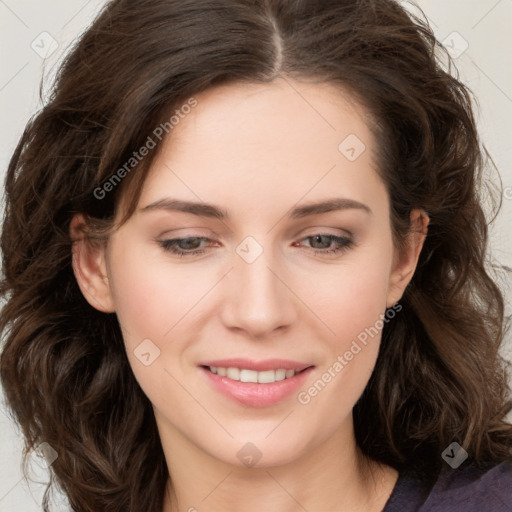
[294,234,354,256]
[157,237,215,257]
[157,233,354,258]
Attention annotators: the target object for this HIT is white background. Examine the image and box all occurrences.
[1,1,511,510]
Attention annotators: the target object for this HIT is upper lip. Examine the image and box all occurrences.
[199,358,313,372]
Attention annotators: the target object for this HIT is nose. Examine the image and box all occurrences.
[219,241,298,339]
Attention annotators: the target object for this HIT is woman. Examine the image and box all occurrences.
[1,0,511,511]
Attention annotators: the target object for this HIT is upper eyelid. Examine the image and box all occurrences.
[160,231,352,242]
[157,225,353,239]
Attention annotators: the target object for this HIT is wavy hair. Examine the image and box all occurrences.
[1,0,511,510]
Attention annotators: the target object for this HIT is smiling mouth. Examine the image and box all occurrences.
[201,365,311,384]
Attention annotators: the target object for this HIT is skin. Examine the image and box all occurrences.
[71,77,428,512]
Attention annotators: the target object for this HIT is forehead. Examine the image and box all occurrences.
[135,78,386,223]
[167,78,371,156]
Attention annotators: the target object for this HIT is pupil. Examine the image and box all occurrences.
[180,238,200,250]
[312,235,329,249]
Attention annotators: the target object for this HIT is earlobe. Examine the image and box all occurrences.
[70,214,115,313]
[386,209,429,308]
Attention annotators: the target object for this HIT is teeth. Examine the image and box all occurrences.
[208,366,300,383]
[226,367,240,380]
[275,369,286,381]
[258,370,276,383]
[240,369,258,382]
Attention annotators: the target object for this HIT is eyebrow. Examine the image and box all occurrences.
[140,197,372,219]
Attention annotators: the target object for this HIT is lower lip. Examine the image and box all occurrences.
[200,366,314,407]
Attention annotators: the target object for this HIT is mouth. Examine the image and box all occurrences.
[198,359,315,407]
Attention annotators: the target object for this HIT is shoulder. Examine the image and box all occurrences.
[423,460,512,511]
[383,460,512,512]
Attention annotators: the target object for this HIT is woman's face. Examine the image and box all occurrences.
[74,78,425,469]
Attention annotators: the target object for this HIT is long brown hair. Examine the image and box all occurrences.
[1,0,511,510]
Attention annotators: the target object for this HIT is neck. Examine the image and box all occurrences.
[159,415,398,512]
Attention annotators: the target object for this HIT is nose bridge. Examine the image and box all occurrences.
[221,235,296,337]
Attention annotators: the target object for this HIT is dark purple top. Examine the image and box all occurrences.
[382,461,512,511]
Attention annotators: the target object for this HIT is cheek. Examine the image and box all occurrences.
[310,242,394,345]
[106,240,203,352]
[106,242,213,403]
[295,247,393,427]
[307,236,394,386]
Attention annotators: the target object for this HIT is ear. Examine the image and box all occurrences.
[70,214,115,313]
[386,209,429,308]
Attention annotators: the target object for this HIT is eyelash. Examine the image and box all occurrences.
[157,233,354,258]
